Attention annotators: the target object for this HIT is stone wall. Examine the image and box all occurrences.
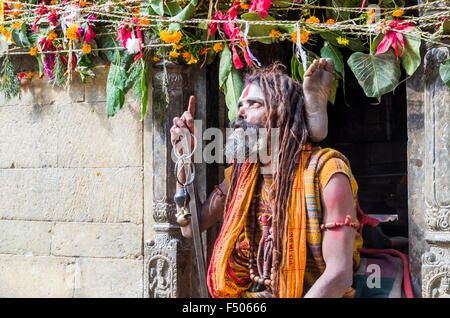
[0,65,146,297]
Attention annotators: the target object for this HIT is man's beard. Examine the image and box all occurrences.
[224,118,267,163]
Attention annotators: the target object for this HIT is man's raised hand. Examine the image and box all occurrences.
[170,95,196,154]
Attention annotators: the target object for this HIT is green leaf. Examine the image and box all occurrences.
[291,54,300,82]
[164,1,183,15]
[150,0,164,16]
[11,29,24,48]
[219,45,232,89]
[141,64,148,120]
[319,31,366,52]
[328,75,339,105]
[442,18,450,35]
[224,67,243,121]
[272,0,291,7]
[76,54,96,84]
[439,59,450,88]
[20,23,31,47]
[12,23,31,48]
[347,51,401,100]
[320,41,344,75]
[400,33,421,76]
[106,63,128,116]
[168,0,198,33]
[36,55,44,77]
[240,12,277,44]
[370,33,384,54]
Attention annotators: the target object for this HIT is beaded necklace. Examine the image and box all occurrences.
[248,175,274,289]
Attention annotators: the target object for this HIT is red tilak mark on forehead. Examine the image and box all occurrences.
[241,83,252,99]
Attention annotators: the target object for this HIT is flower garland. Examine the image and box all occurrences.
[0,0,448,118]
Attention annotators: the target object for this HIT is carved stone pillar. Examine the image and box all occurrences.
[144,62,192,298]
[420,46,450,298]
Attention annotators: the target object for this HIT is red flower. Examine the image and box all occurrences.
[84,25,96,44]
[209,11,227,36]
[116,24,132,49]
[375,20,415,59]
[249,0,272,19]
[35,4,48,15]
[48,11,59,26]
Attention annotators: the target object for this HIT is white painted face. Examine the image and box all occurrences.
[236,82,267,126]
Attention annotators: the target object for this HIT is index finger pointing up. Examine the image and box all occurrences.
[187,95,195,116]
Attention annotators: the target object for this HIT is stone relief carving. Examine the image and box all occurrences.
[422,262,450,298]
[152,201,177,224]
[144,236,179,298]
[149,256,172,298]
[425,207,449,232]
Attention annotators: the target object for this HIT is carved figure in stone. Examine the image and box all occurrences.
[149,258,171,298]
[432,275,450,298]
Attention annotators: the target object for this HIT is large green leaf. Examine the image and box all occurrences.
[106,63,129,116]
[319,31,366,52]
[224,67,243,121]
[11,24,30,48]
[439,59,450,88]
[240,12,277,44]
[167,0,198,33]
[348,51,401,100]
[400,33,421,76]
[320,41,344,75]
[149,0,164,16]
[164,1,182,15]
[219,45,232,89]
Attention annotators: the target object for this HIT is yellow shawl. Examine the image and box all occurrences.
[207,146,311,298]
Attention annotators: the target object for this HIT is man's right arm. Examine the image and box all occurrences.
[179,179,227,238]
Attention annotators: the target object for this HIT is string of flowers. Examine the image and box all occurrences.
[0,0,448,120]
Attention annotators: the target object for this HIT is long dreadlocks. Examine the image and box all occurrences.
[223,62,309,298]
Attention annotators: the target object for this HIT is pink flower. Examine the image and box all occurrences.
[77,26,84,43]
[248,0,272,19]
[376,20,415,59]
[47,11,59,26]
[116,24,132,49]
[35,4,48,15]
[210,11,227,36]
[84,25,96,44]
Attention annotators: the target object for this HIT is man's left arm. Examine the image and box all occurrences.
[304,173,356,298]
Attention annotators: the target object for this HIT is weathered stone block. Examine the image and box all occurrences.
[84,66,108,103]
[57,101,143,168]
[51,222,142,258]
[0,105,57,168]
[0,220,53,255]
[0,168,143,224]
[75,257,143,297]
[0,255,76,297]
[0,75,84,107]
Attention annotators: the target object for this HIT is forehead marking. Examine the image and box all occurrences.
[241,83,252,99]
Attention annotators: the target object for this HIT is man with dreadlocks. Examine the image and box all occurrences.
[170,58,363,298]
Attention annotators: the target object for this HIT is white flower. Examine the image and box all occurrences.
[127,35,141,54]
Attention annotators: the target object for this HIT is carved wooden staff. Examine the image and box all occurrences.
[173,130,209,298]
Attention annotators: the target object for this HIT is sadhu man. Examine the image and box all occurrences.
[170,59,363,298]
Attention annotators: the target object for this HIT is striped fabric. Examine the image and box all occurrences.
[303,147,363,296]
